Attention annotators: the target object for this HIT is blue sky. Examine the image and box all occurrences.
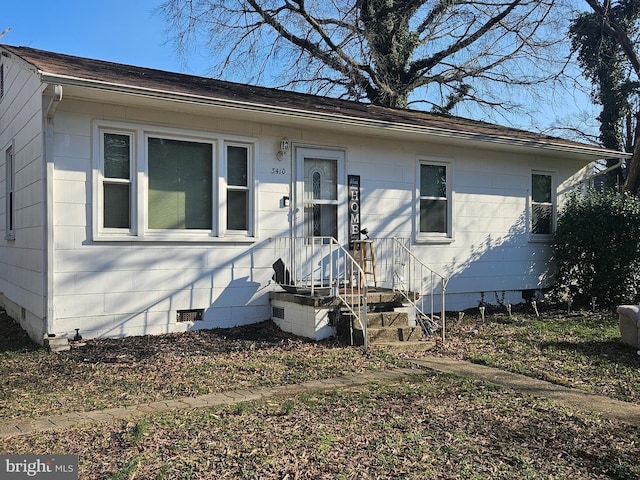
[2,0,207,76]
[3,0,599,139]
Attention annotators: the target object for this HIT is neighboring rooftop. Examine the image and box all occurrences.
[0,44,625,159]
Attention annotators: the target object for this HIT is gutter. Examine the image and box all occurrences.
[585,156,625,188]
[39,72,630,161]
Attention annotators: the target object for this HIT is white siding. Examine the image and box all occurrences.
[48,97,590,337]
[0,54,46,340]
[1,67,593,340]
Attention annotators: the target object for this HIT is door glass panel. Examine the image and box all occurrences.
[303,158,338,239]
[304,204,337,238]
[304,159,336,201]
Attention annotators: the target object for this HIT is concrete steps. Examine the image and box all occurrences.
[367,325,421,343]
[340,290,434,347]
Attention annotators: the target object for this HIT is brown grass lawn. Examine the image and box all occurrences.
[1,308,639,479]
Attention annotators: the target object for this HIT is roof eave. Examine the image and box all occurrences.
[40,72,629,161]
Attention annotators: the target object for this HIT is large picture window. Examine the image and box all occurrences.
[531,171,555,238]
[94,122,255,240]
[148,137,213,230]
[417,159,452,240]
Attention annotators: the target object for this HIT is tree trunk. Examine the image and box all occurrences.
[623,136,640,193]
[584,0,640,193]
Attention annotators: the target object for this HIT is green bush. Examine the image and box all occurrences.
[552,188,640,308]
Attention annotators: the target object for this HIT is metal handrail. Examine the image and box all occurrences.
[270,235,449,345]
[270,236,369,349]
[391,238,449,341]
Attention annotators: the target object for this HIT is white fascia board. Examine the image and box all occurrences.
[39,71,630,161]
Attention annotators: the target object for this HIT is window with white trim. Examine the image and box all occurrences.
[530,171,555,238]
[147,136,213,230]
[417,159,452,240]
[226,144,250,232]
[5,143,14,239]
[94,122,255,240]
[102,132,133,230]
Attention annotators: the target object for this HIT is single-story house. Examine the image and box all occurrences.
[0,44,627,345]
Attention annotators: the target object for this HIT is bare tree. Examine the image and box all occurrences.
[160,0,567,113]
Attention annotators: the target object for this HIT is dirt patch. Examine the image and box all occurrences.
[64,320,314,363]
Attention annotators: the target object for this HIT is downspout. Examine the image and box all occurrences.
[46,85,63,118]
[44,85,62,335]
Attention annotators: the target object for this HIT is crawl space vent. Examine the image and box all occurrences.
[272,306,285,319]
[177,309,204,322]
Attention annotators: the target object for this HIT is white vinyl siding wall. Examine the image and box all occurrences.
[6,90,586,339]
[0,55,47,337]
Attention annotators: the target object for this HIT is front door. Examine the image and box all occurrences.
[295,148,345,243]
[294,148,346,286]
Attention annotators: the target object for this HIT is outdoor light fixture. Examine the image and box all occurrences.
[276,138,290,161]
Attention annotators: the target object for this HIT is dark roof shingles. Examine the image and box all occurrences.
[1,44,612,152]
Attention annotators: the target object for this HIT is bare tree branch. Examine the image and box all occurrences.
[584,0,640,76]
[160,0,570,112]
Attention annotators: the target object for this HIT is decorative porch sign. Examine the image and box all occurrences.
[348,175,361,249]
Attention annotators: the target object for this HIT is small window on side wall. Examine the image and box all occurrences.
[5,143,14,239]
[530,171,555,239]
[417,160,452,241]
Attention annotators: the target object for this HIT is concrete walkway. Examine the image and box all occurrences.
[0,368,418,438]
[1,357,639,438]
[410,356,640,426]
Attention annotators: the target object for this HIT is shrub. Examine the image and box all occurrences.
[552,188,640,308]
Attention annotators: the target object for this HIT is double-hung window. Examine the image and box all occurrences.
[94,121,255,240]
[102,132,133,230]
[417,159,452,241]
[530,171,555,239]
[5,142,14,240]
[226,144,250,232]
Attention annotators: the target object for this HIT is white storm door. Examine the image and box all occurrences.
[294,148,346,285]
